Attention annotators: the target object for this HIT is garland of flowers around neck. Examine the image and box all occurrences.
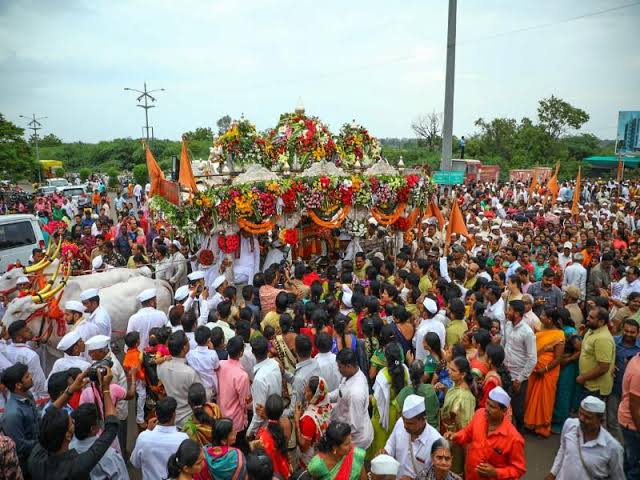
[371,203,407,225]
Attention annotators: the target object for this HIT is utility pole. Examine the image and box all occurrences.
[20,113,47,184]
[124,82,165,144]
[440,0,457,171]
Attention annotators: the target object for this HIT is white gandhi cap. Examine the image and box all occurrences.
[402,394,425,418]
[17,276,29,284]
[488,386,511,407]
[64,301,85,314]
[370,454,400,475]
[137,288,157,303]
[174,285,189,302]
[57,330,82,351]
[581,395,605,414]
[212,275,226,290]
[422,297,437,315]
[80,288,99,301]
[85,334,110,351]
[92,256,103,270]
[188,271,205,281]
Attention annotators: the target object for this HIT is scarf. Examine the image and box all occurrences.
[302,377,333,436]
[202,445,246,480]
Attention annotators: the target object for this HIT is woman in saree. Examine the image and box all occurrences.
[479,343,513,409]
[294,376,333,468]
[368,324,396,381]
[368,342,409,461]
[182,383,221,447]
[273,314,298,374]
[396,360,440,430]
[418,438,462,480]
[551,308,582,434]
[469,329,491,380]
[388,304,414,355]
[307,421,366,480]
[439,356,476,475]
[196,418,247,480]
[524,307,565,437]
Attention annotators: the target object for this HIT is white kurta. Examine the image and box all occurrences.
[233,236,260,285]
[4,343,49,401]
[48,354,92,380]
[89,306,112,339]
[329,369,374,450]
[384,417,442,479]
[127,307,169,350]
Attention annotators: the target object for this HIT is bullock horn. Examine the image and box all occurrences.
[37,260,61,295]
[24,238,62,274]
[32,269,70,303]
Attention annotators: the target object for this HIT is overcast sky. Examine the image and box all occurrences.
[1,0,639,143]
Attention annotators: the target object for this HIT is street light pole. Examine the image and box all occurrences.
[440,0,457,172]
[20,113,47,184]
[124,82,165,144]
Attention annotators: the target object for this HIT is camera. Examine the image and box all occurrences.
[88,358,113,382]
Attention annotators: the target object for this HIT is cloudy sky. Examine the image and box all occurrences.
[1,0,639,143]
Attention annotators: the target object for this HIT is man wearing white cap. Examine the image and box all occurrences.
[91,255,107,273]
[80,288,112,339]
[184,270,210,325]
[446,386,526,480]
[383,393,441,479]
[168,240,188,289]
[126,288,168,349]
[558,242,573,270]
[546,396,623,480]
[414,296,446,361]
[16,276,31,297]
[49,330,91,379]
[207,274,227,312]
[370,454,400,480]
[168,284,190,317]
[64,301,99,360]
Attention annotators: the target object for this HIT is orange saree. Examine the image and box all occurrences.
[524,328,565,437]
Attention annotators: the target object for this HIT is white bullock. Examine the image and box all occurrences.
[2,276,173,350]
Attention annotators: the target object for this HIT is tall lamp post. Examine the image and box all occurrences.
[124,82,165,144]
[440,0,457,172]
[20,113,47,184]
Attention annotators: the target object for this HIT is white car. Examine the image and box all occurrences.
[56,185,91,208]
[45,177,69,188]
[0,214,46,273]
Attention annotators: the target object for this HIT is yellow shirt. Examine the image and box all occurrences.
[261,311,281,334]
[579,325,615,395]
[419,274,432,294]
[446,319,467,347]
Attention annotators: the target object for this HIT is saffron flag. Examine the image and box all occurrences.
[546,162,560,205]
[145,144,165,197]
[179,138,198,192]
[571,166,581,217]
[425,198,446,230]
[528,174,538,204]
[446,199,468,244]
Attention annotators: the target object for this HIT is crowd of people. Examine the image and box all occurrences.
[1,176,640,480]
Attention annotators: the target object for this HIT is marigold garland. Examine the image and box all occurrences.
[238,217,277,234]
[308,206,352,229]
[371,203,407,225]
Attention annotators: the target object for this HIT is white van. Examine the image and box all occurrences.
[0,214,46,273]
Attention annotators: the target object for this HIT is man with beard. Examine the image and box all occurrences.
[545,396,623,479]
[577,307,615,402]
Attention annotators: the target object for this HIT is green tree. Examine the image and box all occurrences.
[106,167,119,188]
[79,167,91,182]
[0,113,35,181]
[216,115,232,135]
[537,95,590,140]
[183,127,213,141]
[38,133,63,147]
[132,164,148,186]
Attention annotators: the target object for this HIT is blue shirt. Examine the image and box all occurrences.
[1,393,40,467]
[613,335,640,395]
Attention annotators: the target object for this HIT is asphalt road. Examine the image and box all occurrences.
[523,431,560,479]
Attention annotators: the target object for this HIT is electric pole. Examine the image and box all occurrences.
[440,0,457,171]
[20,113,47,184]
[124,82,165,144]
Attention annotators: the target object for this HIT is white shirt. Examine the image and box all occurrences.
[184,294,210,326]
[503,320,537,382]
[563,262,587,300]
[239,342,256,382]
[413,317,446,361]
[186,345,220,394]
[558,253,572,270]
[133,184,142,197]
[4,343,48,401]
[315,351,342,392]
[233,236,261,285]
[48,354,92,380]
[130,424,188,480]
[615,277,640,303]
[550,418,624,480]
[127,307,169,350]
[108,352,129,421]
[247,358,282,437]
[88,306,112,339]
[329,369,373,450]
[207,292,225,313]
[205,320,235,343]
[384,416,442,479]
[485,297,506,332]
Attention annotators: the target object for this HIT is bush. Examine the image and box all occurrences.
[79,167,91,182]
[132,164,148,186]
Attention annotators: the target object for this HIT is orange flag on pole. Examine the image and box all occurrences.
[145,144,165,197]
[528,174,538,204]
[179,137,198,192]
[424,198,446,230]
[571,166,581,217]
[546,162,560,205]
[446,199,469,244]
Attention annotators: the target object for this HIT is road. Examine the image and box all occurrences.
[523,431,559,479]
